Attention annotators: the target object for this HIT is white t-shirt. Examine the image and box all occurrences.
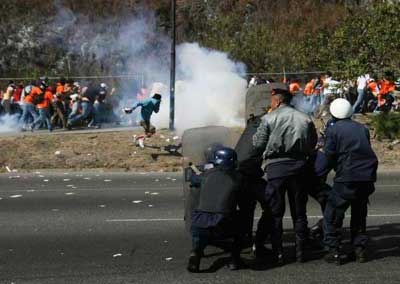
[324,77,341,95]
[357,74,370,90]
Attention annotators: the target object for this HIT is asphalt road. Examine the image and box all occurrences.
[0,172,399,284]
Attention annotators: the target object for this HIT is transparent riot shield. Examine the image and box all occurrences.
[181,126,239,233]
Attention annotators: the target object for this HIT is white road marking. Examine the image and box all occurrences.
[106,214,400,223]
[9,195,22,199]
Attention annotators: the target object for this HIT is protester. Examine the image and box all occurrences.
[323,98,378,265]
[124,93,162,148]
[51,77,68,129]
[20,81,39,130]
[376,71,396,112]
[31,84,54,132]
[67,82,97,129]
[353,74,370,113]
[89,83,109,129]
[289,78,302,95]
[253,88,318,264]
[317,71,341,117]
[2,81,16,114]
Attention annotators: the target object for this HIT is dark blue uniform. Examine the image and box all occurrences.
[189,167,243,266]
[323,118,378,249]
[235,116,272,249]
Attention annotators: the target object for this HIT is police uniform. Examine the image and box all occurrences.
[188,165,243,272]
[323,118,378,254]
[235,115,272,250]
[253,105,318,262]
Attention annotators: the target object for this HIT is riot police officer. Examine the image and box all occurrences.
[253,88,318,263]
[187,147,244,272]
[323,98,378,265]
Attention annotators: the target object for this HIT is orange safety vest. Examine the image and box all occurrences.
[304,80,314,96]
[289,82,301,95]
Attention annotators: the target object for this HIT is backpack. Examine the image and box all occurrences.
[32,92,45,105]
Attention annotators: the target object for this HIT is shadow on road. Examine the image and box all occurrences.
[198,223,400,272]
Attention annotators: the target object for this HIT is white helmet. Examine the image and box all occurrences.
[330,98,353,119]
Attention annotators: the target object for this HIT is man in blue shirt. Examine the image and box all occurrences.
[124,94,162,147]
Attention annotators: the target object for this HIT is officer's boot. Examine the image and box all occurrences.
[324,247,342,265]
[272,247,284,266]
[354,246,368,263]
[310,219,324,240]
[296,240,306,263]
[187,251,201,273]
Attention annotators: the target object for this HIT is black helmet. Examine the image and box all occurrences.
[214,147,237,169]
[204,143,224,163]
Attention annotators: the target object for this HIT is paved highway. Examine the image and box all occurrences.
[0,172,399,283]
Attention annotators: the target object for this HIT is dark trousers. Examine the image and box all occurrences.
[238,177,271,240]
[191,219,242,259]
[323,182,375,249]
[51,101,67,128]
[2,99,11,114]
[265,174,308,250]
[308,179,331,214]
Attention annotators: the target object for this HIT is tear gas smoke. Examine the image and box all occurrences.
[51,2,248,134]
[152,43,247,133]
[0,114,20,133]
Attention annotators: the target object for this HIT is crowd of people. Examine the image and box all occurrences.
[0,77,121,132]
[249,70,400,116]
[186,90,378,272]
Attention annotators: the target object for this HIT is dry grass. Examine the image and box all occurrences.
[0,119,399,173]
[0,129,182,173]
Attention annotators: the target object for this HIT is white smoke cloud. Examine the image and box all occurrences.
[0,114,20,133]
[1,3,248,134]
[152,43,247,133]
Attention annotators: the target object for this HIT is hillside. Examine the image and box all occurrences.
[1,0,398,82]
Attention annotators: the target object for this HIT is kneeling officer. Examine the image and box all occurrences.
[187,147,244,272]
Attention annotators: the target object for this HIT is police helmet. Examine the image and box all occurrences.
[204,143,224,163]
[330,98,353,119]
[214,147,237,169]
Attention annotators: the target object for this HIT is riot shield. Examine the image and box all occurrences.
[245,82,288,119]
[181,126,238,233]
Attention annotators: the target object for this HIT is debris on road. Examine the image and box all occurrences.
[113,253,122,258]
[98,204,106,208]
[148,204,154,208]
[165,257,173,261]
[5,166,11,172]
[150,192,159,195]
[132,200,143,204]
[65,192,75,196]
[63,179,71,182]
[55,150,61,155]
[104,179,112,182]
[9,195,22,198]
